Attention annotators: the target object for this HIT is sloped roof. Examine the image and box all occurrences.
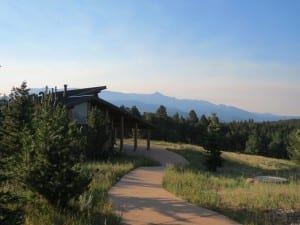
[56,86,107,99]
[59,86,154,129]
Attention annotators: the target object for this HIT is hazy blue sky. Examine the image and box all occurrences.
[0,0,299,115]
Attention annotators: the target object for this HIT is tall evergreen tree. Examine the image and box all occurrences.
[245,132,262,155]
[186,110,199,143]
[130,106,142,118]
[24,93,91,208]
[0,82,33,225]
[188,110,198,124]
[268,131,287,158]
[154,105,169,140]
[156,105,168,119]
[87,107,111,159]
[288,129,300,164]
[203,113,222,171]
[1,81,34,177]
[199,115,209,128]
[194,115,209,146]
[172,112,180,122]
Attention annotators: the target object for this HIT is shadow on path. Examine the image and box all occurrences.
[108,146,240,225]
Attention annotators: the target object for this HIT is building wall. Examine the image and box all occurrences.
[71,102,88,124]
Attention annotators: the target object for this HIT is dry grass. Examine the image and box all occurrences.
[141,140,300,225]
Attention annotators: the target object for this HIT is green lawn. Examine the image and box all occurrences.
[24,152,158,225]
[157,141,300,225]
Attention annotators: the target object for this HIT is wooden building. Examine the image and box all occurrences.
[53,85,154,152]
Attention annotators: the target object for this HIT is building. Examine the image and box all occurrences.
[50,85,153,152]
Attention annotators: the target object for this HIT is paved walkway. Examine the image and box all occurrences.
[108,145,240,225]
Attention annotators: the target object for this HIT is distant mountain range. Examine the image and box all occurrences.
[100,91,297,122]
[24,88,297,122]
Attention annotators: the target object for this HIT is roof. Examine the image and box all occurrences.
[56,86,107,99]
[57,86,154,129]
[56,85,104,107]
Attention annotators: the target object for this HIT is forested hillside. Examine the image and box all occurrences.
[123,105,300,160]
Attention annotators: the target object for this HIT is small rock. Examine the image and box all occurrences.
[246,178,257,184]
[254,176,288,184]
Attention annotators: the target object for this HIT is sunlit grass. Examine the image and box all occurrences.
[148,140,300,225]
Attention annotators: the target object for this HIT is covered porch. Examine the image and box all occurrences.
[92,98,154,152]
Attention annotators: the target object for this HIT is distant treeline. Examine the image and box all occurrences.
[122,105,300,159]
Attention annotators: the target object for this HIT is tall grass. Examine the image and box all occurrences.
[160,141,300,225]
[24,153,158,225]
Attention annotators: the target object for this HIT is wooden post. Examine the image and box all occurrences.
[120,116,124,152]
[134,123,138,151]
[114,128,118,145]
[147,129,151,151]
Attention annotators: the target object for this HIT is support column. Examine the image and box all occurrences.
[114,128,118,145]
[134,123,138,151]
[147,129,151,151]
[120,116,124,152]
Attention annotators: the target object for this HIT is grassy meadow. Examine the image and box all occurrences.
[22,138,300,225]
[146,141,300,225]
[24,152,158,225]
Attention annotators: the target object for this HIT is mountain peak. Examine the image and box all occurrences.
[152,92,164,96]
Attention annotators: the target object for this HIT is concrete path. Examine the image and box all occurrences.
[108,145,240,225]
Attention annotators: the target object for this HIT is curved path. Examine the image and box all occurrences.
[108,145,240,225]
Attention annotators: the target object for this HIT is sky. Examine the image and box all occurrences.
[0,0,299,116]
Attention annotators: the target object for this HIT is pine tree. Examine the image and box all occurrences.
[203,113,223,172]
[87,107,111,159]
[156,105,168,119]
[245,132,262,155]
[188,110,198,124]
[155,105,169,140]
[268,131,287,158]
[130,106,142,118]
[288,129,300,164]
[1,81,34,177]
[0,82,33,225]
[25,93,91,208]
[186,110,199,144]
